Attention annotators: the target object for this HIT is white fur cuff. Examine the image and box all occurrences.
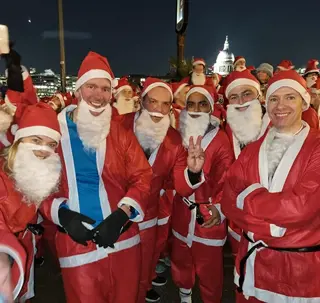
[236,183,263,210]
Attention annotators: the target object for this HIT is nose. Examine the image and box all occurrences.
[33,150,51,159]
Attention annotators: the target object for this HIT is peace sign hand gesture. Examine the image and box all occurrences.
[187,136,205,173]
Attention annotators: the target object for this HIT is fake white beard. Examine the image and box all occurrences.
[266,131,294,181]
[306,77,317,88]
[0,109,13,133]
[135,109,170,153]
[12,143,61,206]
[227,99,263,145]
[235,66,246,72]
[191,72,206,85]
[114,95,135,115]
[179,109,210,148]
[76,100,112,151]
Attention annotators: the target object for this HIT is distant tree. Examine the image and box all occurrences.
[169,56,193,80]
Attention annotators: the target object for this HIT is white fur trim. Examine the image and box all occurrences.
[75,69,113,91]
[4,95,17,112]
[138,217,157,230]
[225,78,261,98]
[277,65,294,71]
[213,203,226,223]
[266,79,311,109]
[117,197,144,222]
[55,93,66,108]
[192,60,205,66]
[114,85,132,97]
[21,66,29,81]
[11,124,18,136]
[186,86,214,110]
[51,198,67,226]
[173,83,188,98]
[311,88,320,94]
[234,58,246,66]
[141,82,173,101]
[303,69,320,76]
[236,183,263,210]
[14,126,61,143]
[270,224,286,237]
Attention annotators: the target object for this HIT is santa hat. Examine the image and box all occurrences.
[256,63,273,77]
[172,82,189,98]
[186,85,216,110]
[14,103,61,143]
[141,77,173,101]
[311,78,320,94]
[192,58,206,67]
[277,60,294,71]
[233,56,246,67]
[113,77,133,97]
[224,70,261,98]
[75,51,117,91]
[247,65,256,72]
[303,59,320,77]
[266,70,310,110]
[55,92,73,109]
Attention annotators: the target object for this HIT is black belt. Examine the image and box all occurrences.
[15,224,44,237]
[237,233,320,293]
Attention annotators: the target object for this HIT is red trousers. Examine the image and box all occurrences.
[171,236,224,303]
[151,220,171,280]
[236,292,264,303]
[60,244,141,303]
[137,225,157,303]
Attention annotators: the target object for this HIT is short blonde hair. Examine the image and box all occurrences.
[0,140,22,175]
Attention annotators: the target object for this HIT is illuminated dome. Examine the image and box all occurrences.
[213,36,234,76]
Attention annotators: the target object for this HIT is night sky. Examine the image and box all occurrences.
[1,1,319,76]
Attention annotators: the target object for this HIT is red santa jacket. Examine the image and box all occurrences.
[0,168,39,301]
[119,112,205,228]
[172,127,234,247]
[40,105,153,268]
[222,123,320,301]
[302,106,319,129]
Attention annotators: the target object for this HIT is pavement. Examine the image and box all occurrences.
[31,245,236,303]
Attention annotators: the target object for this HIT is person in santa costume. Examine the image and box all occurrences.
[184,58,212,86]
[303,59,320,88]
[113,77,139,115]
[0,45,38,150]
[233,56,247,72]
[46,92,75,113]
[117,77,205,303]
[170,85,233,303]
[40,51,153,303]
[223,70,268,255]
[170,81,189,129]
[275,59,294,73]
[310,77,320,116]
[223,69,320,303]
[0,102,62,302]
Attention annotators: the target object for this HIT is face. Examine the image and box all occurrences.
[257,71,269,83]
[21,135,58,159]
[48,96,62,111]
[193,64,205,74]
[235,60,246,71]
[268,87,306,133]
[228,85,259,111]
[143,87,172,123]
[75,78,112,116]
[306,72,318,81]
[118,88,133,100]
[186,92,211,118]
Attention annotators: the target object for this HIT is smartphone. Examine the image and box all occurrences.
[0,25,9,55]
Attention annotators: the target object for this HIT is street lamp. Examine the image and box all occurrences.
[175,0,189,79]
[58,0,66,93]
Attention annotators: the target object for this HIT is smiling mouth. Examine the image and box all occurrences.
[235,106,249,111]
[275,113,289,117]
[89,101,104,108]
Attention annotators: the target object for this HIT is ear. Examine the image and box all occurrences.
[302,101,308,111]
[74,90,80,99]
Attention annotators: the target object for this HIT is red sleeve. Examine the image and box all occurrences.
[243,143,320,229]
[117,128,153,222]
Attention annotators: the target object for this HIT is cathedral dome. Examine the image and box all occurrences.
[214,36,235,76]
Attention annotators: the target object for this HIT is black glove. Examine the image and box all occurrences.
[92,208,129,249]
[58,208,96,246]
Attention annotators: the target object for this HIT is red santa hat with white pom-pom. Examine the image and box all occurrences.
[303,59,320,77]
[113,77,133,97]
[266,70,310,111]
[277,60,295,71]
[141,77,173,101]
[14,103,61,143]
[192,58,206,67]
[75,51,118,91]
[172,82,189,98]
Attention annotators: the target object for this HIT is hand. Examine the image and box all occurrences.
[93,208,129,249]
[202,205,221,228]
[0,253,13,303]
[58,208,95,246]
[187,136,205,173]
